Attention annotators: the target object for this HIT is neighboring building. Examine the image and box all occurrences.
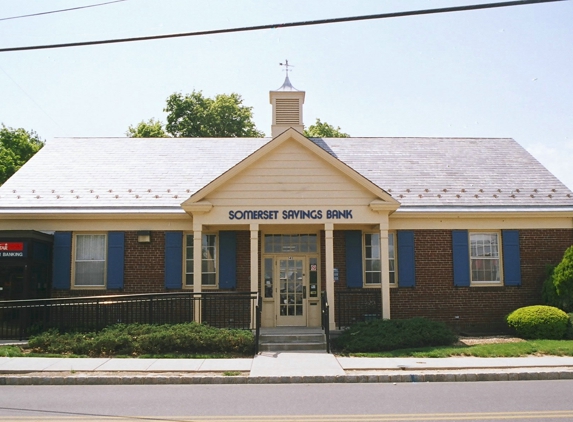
[1,77,572,333]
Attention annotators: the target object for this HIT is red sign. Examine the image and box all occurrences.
[0,242,24,251]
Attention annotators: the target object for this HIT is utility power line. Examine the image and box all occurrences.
[0,0,567,53]
[0,0,127,22]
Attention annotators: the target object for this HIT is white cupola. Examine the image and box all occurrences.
[269,73,305,137]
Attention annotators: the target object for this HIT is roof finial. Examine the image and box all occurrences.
[279,59,293,77]
[276,60,299,91]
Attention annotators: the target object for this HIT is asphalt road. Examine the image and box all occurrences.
[0,380,572,421]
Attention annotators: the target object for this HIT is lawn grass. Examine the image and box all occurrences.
[0,346,246,359]
[345,340,573,358]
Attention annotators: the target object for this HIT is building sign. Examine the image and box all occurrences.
[0,242,26,258]
[228,209,353,221]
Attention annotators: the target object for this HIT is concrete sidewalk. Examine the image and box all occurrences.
[1,353,573,385]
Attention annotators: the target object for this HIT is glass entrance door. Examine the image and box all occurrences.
[276,257,306,326]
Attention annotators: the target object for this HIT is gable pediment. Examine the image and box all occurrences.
[182,129,399,212]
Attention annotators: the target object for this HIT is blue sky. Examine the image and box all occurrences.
[1,0,572,189]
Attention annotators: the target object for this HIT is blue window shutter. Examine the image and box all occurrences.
[452,230,470,287]
[219,231,237,289]
[345,230,363,288]
[397,231,416,287]
[52,232,72,290]
[503,230,521,286]
[164,231,183,289]
[107,232,124,289]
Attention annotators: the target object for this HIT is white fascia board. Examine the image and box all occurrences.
[0,207,188,219]
[394,206,573,217]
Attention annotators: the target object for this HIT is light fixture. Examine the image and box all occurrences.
[137,230,151,243]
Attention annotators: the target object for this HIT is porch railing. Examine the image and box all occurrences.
[0,291,258,340]
[254,294,262,354]
[321,291,330,353]
[335,289,381,329]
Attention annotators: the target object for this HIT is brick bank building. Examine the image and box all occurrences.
[1,77,572,334]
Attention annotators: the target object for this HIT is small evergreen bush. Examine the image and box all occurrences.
[27,322,254,357]
[506,305,569,339]
[333,317,457,353]
[542,246,573,313]
[552,246,573,311]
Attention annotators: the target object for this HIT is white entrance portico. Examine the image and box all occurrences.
[181,128,399,329]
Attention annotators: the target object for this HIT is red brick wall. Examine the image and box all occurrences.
[52,228,573,333]
[389,229,573,333]
[236,230,251,292]
[52,230,257,298]
[52,231,169,298]
[123,231,166,293]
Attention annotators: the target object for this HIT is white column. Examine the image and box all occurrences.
[250,224,259,293]
[250,224,259,329]
[193,222,202,323]
[324,223,336,330]
[380,218,391,319]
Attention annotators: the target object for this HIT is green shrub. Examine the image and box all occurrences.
[542,246,573,313]
[27,322,254,357]
[506,305,569,339]
[552,246,573,310]
[566,313,573,340]
[333,317,457,353]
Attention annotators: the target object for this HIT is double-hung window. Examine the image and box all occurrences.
[470,232,501,284]
[185,234,217,287]
[74,234,106,288]
[364,233,397,286]
[388,233,396,285]
[364,233,381,285]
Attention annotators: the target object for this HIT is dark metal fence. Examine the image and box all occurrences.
[321,291,330,353]
[254,295,262,354]
[0,291,257,340]
[335,289,381,329]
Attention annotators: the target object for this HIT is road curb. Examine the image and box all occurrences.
[1,370,573,385]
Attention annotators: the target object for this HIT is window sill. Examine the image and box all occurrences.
[470,282,503,287]
[71,286,106,290]
[182,285,219,290]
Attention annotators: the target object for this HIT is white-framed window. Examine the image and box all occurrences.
[364,233,381,285]
[470,232,502,285]
[185,234,217,287]
[74,234,106,288]
[264,234,318,253]
[364,233,397,286]
[388,232,396,285]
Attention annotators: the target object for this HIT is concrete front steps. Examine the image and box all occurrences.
[258,327,327,352]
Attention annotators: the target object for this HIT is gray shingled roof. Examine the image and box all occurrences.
[0,136,571,212]
[311,137,573,209]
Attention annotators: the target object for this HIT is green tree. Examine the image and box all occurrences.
[547,246,573,312]
[164,91,264,138]
[304,118,349,138]
[126,118,169,138]
[0,124,43,185]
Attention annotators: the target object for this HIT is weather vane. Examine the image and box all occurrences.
[279,59,293,76]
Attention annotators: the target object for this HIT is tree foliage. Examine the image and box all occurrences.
[304,118,349,138]
[0,124,43,185]
[164,91,264,138]
[553,246,573,309]
[126,118,169,138]
[542,246,573,312]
